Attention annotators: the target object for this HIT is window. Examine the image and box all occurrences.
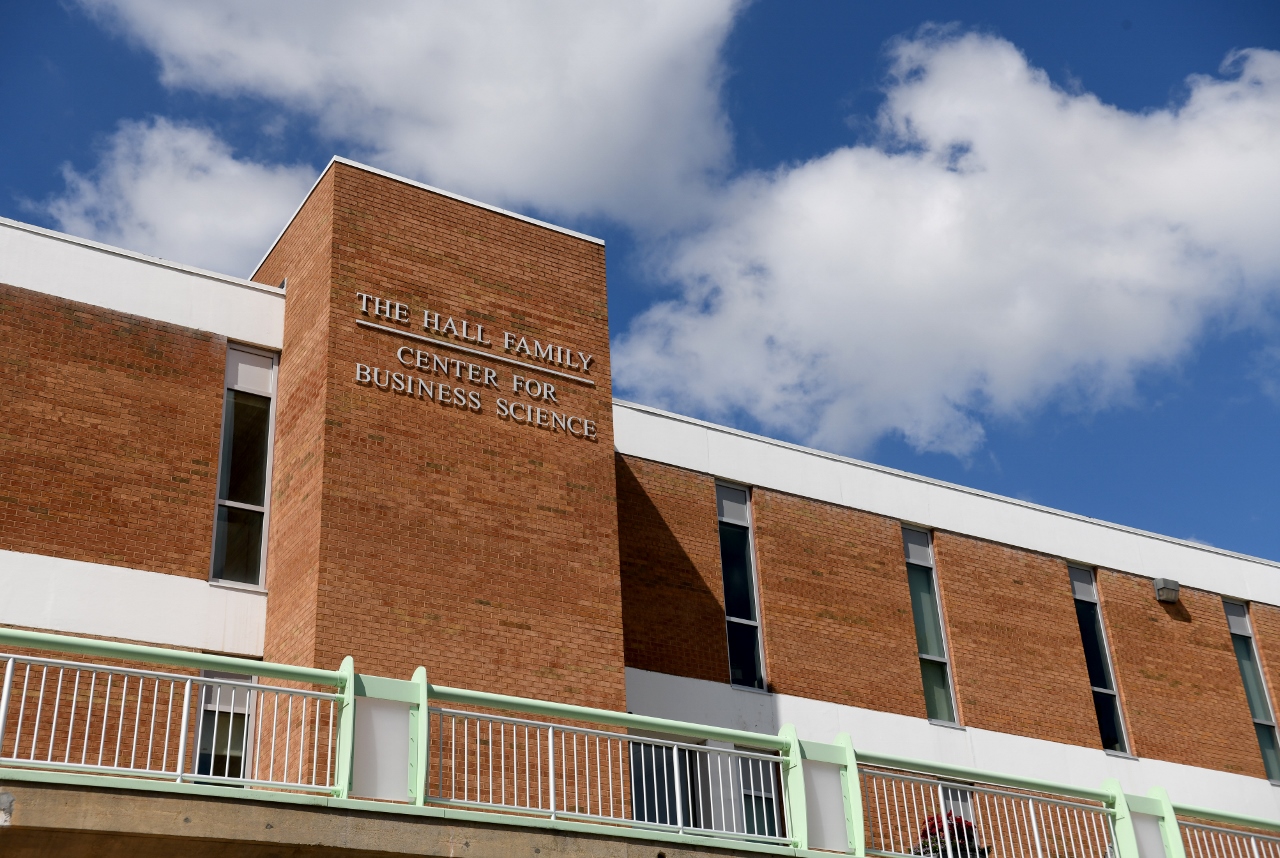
[738,753,781,837]
[195,671,255,780]
[1069,566,1128,753]
[1225,601,1280,780]
[902,528,957,723]
[211,347,277,586]
[630,741,782,837]
[717,484,765,690]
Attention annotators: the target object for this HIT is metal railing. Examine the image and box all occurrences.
[1182,820,1280,858]
[6,627,1280,857]
[0,654,340,792]
[426,706,787,842]
[861,765,1115,858]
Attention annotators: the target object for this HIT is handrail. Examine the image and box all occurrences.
[1175,803,1280,834]
[0,627,343,688]
[15,626,1280,839]
[429,684,788,751]
[856,750,1113,804]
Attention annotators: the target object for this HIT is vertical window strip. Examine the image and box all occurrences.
[1068,566,1128,754]
[902,528,956,723]
[211,347,277,587]
[1225,601,1280,780]
[717,483,765,690]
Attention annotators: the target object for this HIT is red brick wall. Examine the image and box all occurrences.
[752,488,926,716]
[615,458,1275,777]
[616,454,728,683]
[1249,602,1280,742]
[931,532,1100,746]
[0,283,225,578]
[1099,569,1264,777]
[258,162,625,707]
[256,170,335,671]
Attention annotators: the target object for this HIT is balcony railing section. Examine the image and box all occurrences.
[427,706,786,842]
[0,654,339,792]
[861,765,1115,858]
[5,628,1280,857]
[1182,820,1280,858]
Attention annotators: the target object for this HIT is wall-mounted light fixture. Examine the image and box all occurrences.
[1154,578,1181,603]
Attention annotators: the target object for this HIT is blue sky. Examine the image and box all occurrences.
[3,1,1280,559]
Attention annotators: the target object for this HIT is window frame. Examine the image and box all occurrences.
[194,669,257,781]
[1067,565,1130,755]
[901,526,959,725]
[1224,599,1280,782]
[716,481,768,692]
[208,344,279,590]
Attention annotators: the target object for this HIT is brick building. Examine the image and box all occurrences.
[1,158,1278,851]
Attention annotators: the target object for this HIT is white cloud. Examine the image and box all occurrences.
[614,33,1280,455]
[79,0,737,231]
[42,118,314,276]
[49,12,1280,457]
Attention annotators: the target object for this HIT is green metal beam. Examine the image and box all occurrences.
[780,724,807,850]
[0,627,342,687]
[1172,802,1280,833]
[836,733,865,858]
[429,684,788,751]
[856,750,1112,803]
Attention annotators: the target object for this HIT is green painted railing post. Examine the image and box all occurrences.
[836,732,866,857]
[333,655,356,799]
[1104,779,1142,858]
[408,666,430,805]
[780,724,808,850]
[1148,787,1187,858]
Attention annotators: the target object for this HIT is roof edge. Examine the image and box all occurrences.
[0,215,285,298]
[612,398,1280,573]
[251,157,605,278]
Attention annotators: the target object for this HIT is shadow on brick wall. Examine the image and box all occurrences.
[615,454,730,684]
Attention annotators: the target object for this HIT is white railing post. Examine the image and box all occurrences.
[672,746,685,832]
[1028,798,1044,858]
[0,657,13,757]
[548,725,557,819]
[175,678,192,782]
[409,666,429,805]
[939,781,954,858]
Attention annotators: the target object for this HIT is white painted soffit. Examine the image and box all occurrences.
[0,215,285,350]
[612,399,1280,605]
[625,667,1280,822]
[0,550,266,657]
[250,155,604,280]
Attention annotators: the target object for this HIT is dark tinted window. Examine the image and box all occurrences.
[1074,600,1112,690]
[212,505,264,584]
[719,522,756,621]
[218,390,271,506]
[726,621,764,690]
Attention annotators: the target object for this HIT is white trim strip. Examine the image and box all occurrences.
[0,215,282,296]
[612,398,1280,573]
[0,218,286,350]
[357,319,596,386]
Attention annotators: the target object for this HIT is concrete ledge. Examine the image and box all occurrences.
[0,777,769,858]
